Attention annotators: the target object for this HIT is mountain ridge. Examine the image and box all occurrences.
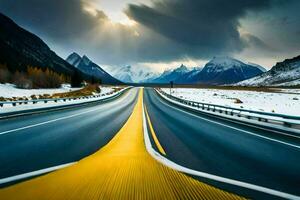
[66,53,122,84]
[150,57,265,85]
[0,13,78,76]
[236,55,300,86]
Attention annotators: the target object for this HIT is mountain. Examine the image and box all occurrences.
[236,55,300,86]
[0,13,80,77]
[110,65,134,83]
[247,62,267,73]
[187,57,265,85]
[174,67,203,83]
[110,65,159,83]
[66,53,122,84]
[148,57,264,85]
[151,64,192,83]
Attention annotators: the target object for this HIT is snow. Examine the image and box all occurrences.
[82,55,91,66]
[0,86,129,114]
[210,56,242,65]
[100,87,115,94]
[275,79,300,86]
[206,56,244,72]
[0,84,81,98]
[0,84,115,99]
[161,88,300,116]
[66,53,81,67]
[238,67,300,86]
[237,60,300,86]
[110,65,159,83]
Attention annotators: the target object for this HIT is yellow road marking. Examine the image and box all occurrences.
[144,105,167,155]
[0,89,244,200]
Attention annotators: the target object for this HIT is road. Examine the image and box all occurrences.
[143,88,300,198]
[0,88,138,180]
[0,87,299,199]
[0,89,243,200]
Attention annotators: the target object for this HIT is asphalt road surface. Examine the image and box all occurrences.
[143,88,300,198]
[0,88,138,180]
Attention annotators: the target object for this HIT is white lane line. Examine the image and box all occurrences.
[141,101,300,200]
[0,90,133,136]
[0,107,104,135]
[0,162,76,185]
[155,91,300,149]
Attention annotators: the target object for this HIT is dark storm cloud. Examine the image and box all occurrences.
[125,0,278,60]
[0,0,106,41]
[241,33,276,52]
[0,0,297,66]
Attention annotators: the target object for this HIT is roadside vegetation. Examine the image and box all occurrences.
[0,84,124,102]
[51,84,101,98]
[0,64,70,89]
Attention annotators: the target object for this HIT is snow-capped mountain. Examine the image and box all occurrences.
[152,64,193,83]
[66,53,82,68]
[111,65,159,83]
[148,57,264,84]
[237,55,300,86]
[66,53,122,84]
[189,56,265,85]
[175,67,203,83]
[247,62,267,73]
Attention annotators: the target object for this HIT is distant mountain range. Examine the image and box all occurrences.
[192,57,265,85]
[0,13,78,76]
[236,55,300,86]
[110,65,159,83]
[151,64,192,83]
[66,53,122,84]
[149,57,266,85]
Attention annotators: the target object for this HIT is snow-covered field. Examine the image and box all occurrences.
[161,88,300,116]
[0,84,116,98]
[100,87,117,95]
[0,84,81,98]
[0,86,128,114]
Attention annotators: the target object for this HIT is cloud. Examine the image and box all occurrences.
[125,0,276,60]
[241,33,276,52]
[0,0,106,41]
[0,0,297,68]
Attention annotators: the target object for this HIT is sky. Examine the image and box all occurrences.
[0,0,299,72]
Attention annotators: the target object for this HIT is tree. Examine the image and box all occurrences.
[71,70,83,87]
[0,63,11,83]
[13,71,32,89]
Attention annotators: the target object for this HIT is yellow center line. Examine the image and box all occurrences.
[0,88,244,200]
[144,105,167,155]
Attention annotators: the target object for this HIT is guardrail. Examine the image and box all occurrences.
[0,88,128,108]
[157,88,300,129]
[0,87,131,118]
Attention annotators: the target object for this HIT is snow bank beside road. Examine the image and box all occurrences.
[0,84,81,98]
[0,84,116,98]
[161,88,300,116]
[0,87,129,115]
